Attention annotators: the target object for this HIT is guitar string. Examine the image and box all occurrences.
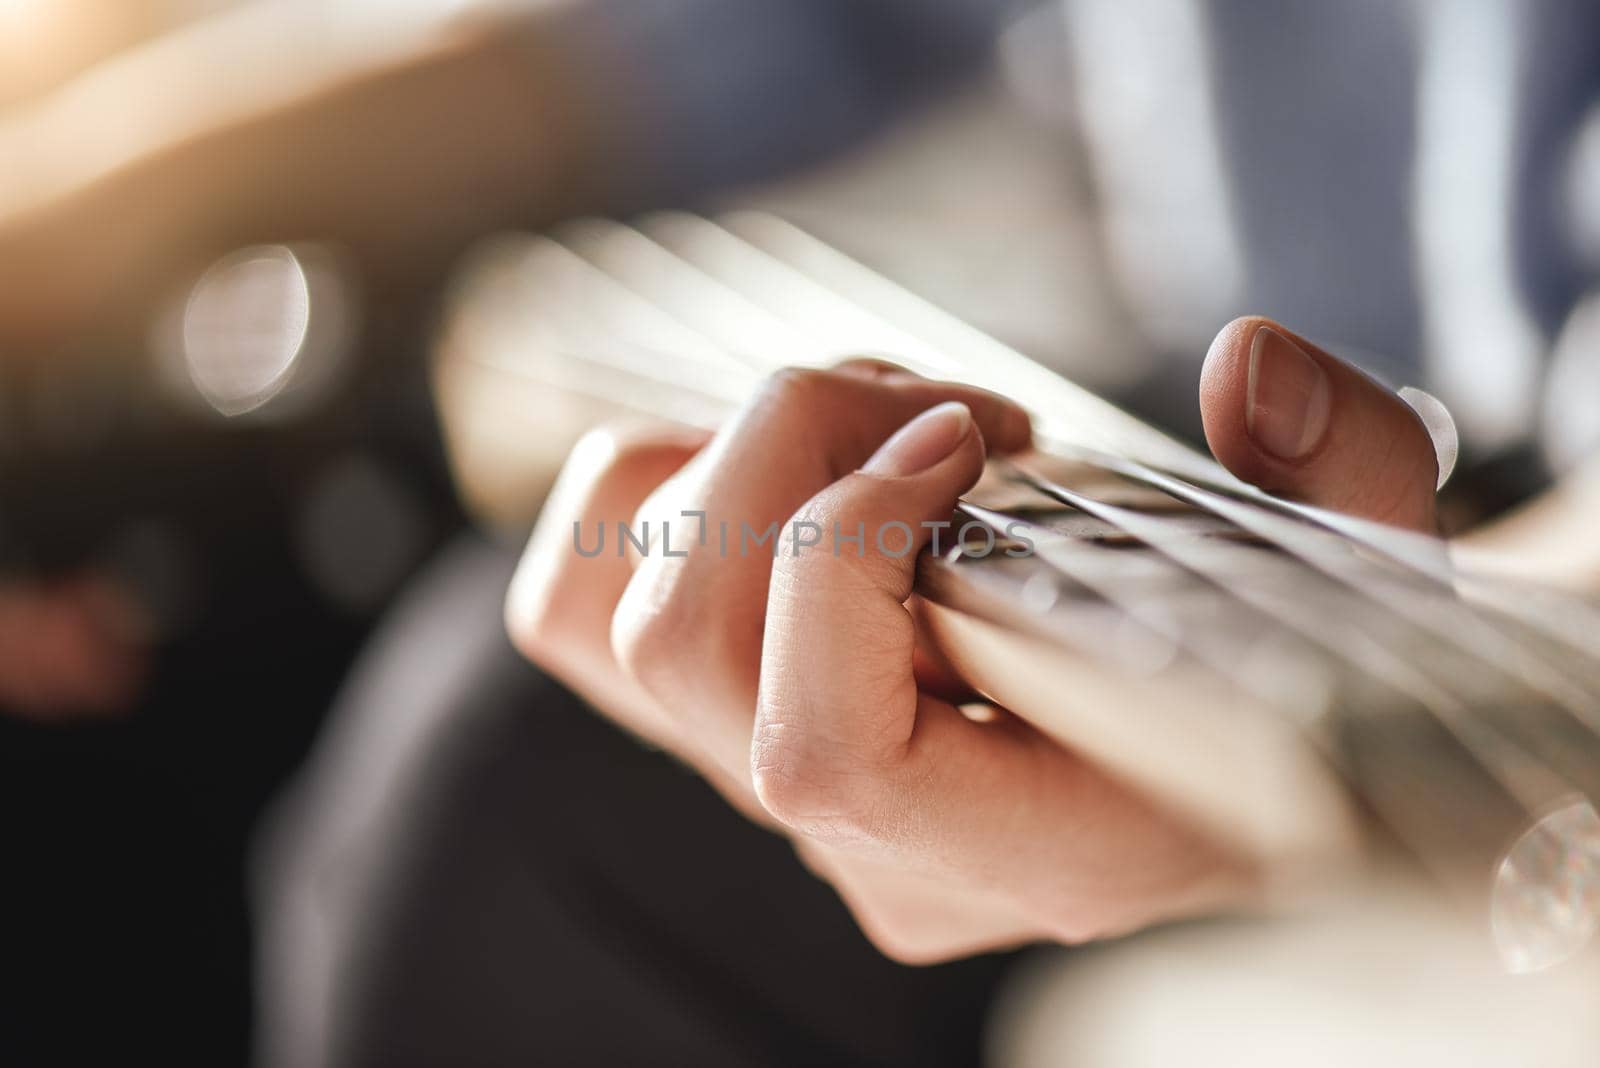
[688,215,1600,708]
[947,502,1315,708]
[945,501,1514,883]
[628,216,1600,799]
[615,214,1600,770]
[1009,462,1589,820]
[1020,449,1600,726]
[672,215,1600,700]
[1086,445,1600,686]
[461,213,1600,876]
[601,214,1595,797]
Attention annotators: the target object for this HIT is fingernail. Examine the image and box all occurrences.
[862,402,972,476]
[1246,327,1332,461]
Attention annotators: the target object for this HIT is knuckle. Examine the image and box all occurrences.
[750,743,832,830]
[756,365,879,423]
[749,367,861,457]
[759,366,834,409]
[832,355,914,380]
[608,566,728,706]
[609,588,678,693]
[750,728,880,842]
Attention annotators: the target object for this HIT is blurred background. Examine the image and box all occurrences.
[7,0,1600,1064]
[1,2,466,1063]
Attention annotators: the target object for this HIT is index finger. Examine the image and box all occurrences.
[609,363,1031,782]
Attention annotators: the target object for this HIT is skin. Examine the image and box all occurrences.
[1200,318,1439,531]
[0,6,1585,929]
[507,320,1444,962]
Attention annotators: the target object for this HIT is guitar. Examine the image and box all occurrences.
[431,211,1600,974]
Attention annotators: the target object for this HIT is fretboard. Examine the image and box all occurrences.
[432,211,1600,972]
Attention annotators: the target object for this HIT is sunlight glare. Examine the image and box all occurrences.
[0,0,47,31]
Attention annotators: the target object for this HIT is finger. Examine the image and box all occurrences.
[753,401,987,785]
[611,365,1030,783]
[506,422,709,749]
[1199,317,1439,532]
[751,403,1247,936]
[505,421,784,824]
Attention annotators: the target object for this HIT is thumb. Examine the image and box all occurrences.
[1199,317,1440,532]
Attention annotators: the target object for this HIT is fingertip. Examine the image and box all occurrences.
[858,402,961,476]
[1200,316,1265,405]
[1196,316,1441,531]
[1199,316,1273,482]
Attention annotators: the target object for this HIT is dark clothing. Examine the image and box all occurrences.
[254,537,1015,1067]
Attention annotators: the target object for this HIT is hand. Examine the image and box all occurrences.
[506,318,1441,962]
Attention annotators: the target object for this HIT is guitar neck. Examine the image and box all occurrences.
[433,211,1600,967]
